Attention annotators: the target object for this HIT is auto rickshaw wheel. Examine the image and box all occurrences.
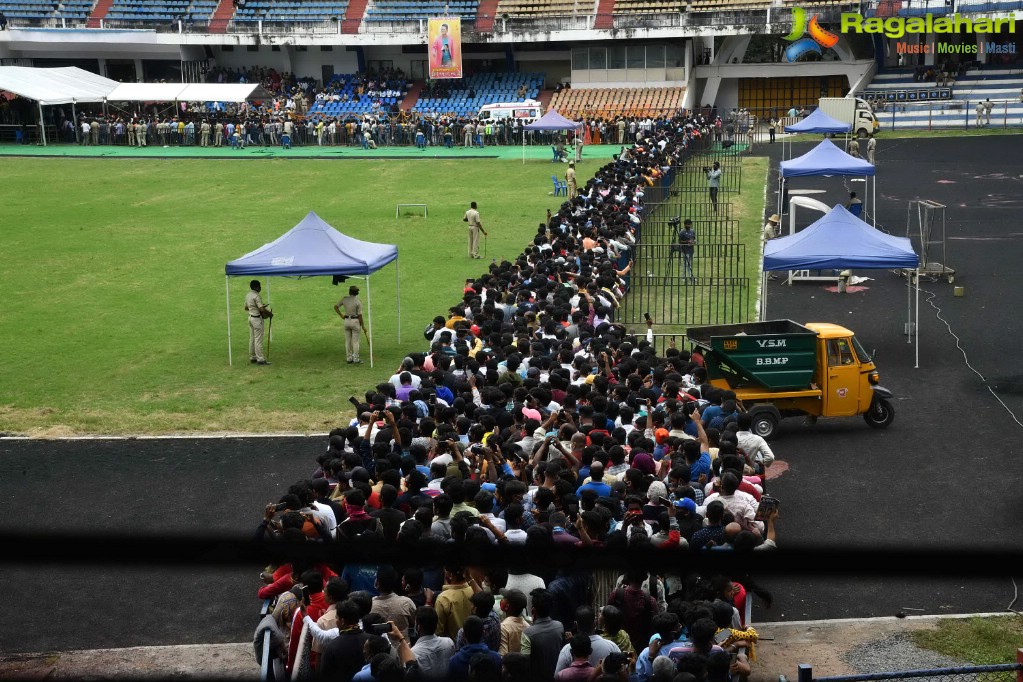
[864,398,895,429]
[752,412,779,440]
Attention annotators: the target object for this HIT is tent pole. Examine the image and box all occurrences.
[915,268,920,369]
[786,198,795,286]
[226,276,233,366]
[906,266,912,345]
[265,278,272,343]
[872,175,877,228]
[72,101,78,144]
[761,270,767,320]
[395,256,401,343]
[38,102,47,147]
[367,274,374,368]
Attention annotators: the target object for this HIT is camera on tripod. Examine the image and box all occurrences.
[668,216,682,227]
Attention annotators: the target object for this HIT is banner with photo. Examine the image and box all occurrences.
[428,18,462,80]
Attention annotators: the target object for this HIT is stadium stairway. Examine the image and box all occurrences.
[207,0,236,33]
[476,0,500,32]
[342,0,368,33]
[86,0,113,28]
[401,80,424,111]
[864,65,1023,128]
[538,89,554,112]
[593,0,615,28]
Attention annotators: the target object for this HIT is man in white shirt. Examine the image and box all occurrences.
[410,606,455,681]
[700,472,762,535]
[735,413,775,474]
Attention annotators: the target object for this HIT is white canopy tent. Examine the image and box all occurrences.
[0,66,117,104]
[0,66,119,145]
[0,67,276,145]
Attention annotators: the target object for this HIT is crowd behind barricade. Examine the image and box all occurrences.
[32,67,693,149]
[253,114,779,682]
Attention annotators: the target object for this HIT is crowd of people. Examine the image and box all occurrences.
[27,66,704,149]
[252,113,780,682]
[53,109,694,150]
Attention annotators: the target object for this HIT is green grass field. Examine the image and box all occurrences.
[622,155,768,337]
[912,615,1023,665]
[1,152,765,436]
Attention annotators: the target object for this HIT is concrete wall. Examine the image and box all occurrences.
[209,45,360,78]
[694,60,878,109]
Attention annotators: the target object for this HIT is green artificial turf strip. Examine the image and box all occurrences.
[1,154,766,435]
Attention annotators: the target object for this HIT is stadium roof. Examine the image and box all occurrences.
[0,66,117,105]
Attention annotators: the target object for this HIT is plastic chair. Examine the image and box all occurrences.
[281,134,291,149]
[552,175,567,195]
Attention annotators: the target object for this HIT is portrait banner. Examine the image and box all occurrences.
[428,18,462,80]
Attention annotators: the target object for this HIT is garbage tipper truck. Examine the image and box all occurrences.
[686,320,894,439]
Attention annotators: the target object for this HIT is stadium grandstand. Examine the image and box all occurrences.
[364,0,479,24]
[550,85,685,119]
[0,0,1016,141]
[231,0,351,25]
[412,72,543,117]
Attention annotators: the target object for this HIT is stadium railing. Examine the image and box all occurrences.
[876,98,1023,129]
[610,11,684,28]
[230,19,343,35]
[500,14,594,31]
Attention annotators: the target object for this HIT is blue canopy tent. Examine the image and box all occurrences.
[225,211,399,367]
[522,109,581,164]
[778,138,876,228]
[782,108,852,160]
[762,204,923,367]
[783,108,852,134]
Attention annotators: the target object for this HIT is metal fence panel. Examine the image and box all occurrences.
[639,216,740,245]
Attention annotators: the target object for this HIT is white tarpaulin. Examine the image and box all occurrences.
[106,82,189,102]
[177,83,273,103]
[0,66,118,105]
[0,68,272,105]
[107,82,272,103]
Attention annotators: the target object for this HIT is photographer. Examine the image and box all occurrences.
[704,161,722,213]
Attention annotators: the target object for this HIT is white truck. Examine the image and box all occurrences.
[818,96,879,137]
[477,100,542,124]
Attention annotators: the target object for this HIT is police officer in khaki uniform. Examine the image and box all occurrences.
[463,201,488,259]
[566,162,577,198]
[244,280,272,365]
[334,285,367,364]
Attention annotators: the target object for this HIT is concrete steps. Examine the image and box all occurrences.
[85,0,113,28]
[342,0,368,33]
[207,0,237,33]
[593,0,615,28]
[475,0,500,32]
[400,80,424,112]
